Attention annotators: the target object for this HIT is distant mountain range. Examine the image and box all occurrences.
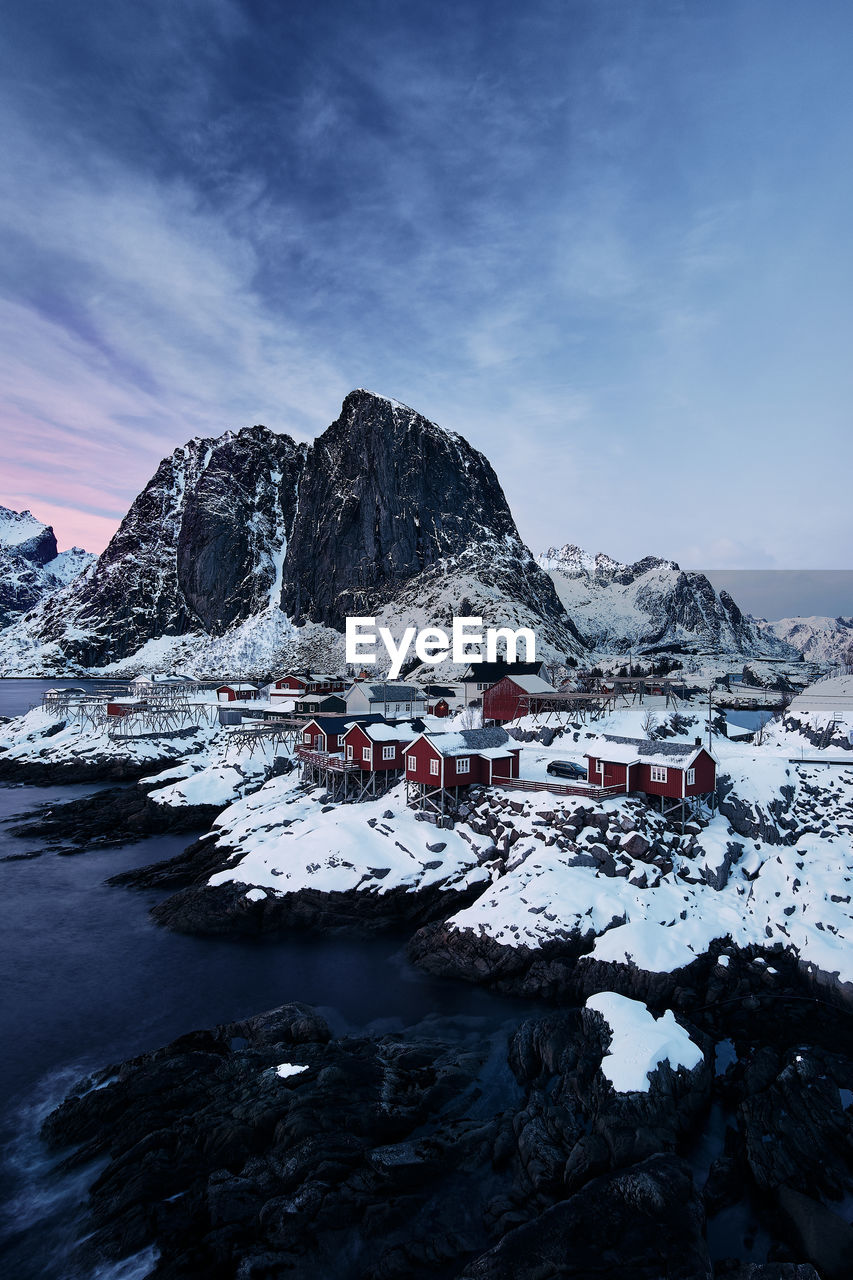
[752,614,853,665]
[538,544,793,659]
[0,392,803,675]
[0,505,93,630]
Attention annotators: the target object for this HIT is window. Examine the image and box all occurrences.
[363,747,372,764]
[408,757,416,771]
[382,745,395,760]
[346,744,354,760]
[303,731,311,743]
[596,760,604,775]
[456,757,470,773]
[430,758,439,777]
[650,765,668,783]
[686,768,695,785]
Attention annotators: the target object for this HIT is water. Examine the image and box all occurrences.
[0,680,534,1277]
[0,677,123,720]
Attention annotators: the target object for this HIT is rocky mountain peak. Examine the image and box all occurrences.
[279,391,518,628]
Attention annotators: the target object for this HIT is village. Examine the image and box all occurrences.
[24,651,837,831]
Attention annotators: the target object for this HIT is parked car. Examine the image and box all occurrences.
[546,760,587,780]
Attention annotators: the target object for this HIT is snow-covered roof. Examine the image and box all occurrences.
[588,734,712,769]
[357,683,427,702]
[218,682,258,692]
[406,726,517,757]
[346,720,422,743]
[503,674,556,694]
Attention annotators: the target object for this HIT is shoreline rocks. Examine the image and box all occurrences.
[39,990,851,1279]
[150,875,491,937]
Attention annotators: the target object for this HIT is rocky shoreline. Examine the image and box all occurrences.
[40,984,853,1280]
[4,710,853,1276]
[6,778,223,855]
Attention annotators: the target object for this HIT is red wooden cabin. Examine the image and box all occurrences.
[403,727,521,788]
[299,714,409,757]
[216,683,260,702]
[483,674,558,723]
[585,736,716,799]
[341,721,422,772]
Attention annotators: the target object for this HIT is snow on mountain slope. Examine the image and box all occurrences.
[539,544,793,658]
[0,504,94,629]
[0,429,307,671]
[0,392,585,675]
[754,615,853,665]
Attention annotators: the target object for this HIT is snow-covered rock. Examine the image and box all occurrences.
[755,614,853,665]
[0,503,94,630]
[539,543,794,658]
[585,992,703,1093]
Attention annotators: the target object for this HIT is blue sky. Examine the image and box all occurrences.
[0,0,851,573]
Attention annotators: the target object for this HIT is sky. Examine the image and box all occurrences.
[1,0,852,576]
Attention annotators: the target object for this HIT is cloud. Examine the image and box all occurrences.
[0,0,850,574]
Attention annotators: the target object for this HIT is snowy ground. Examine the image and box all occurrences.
[0,705,220,771]
[5,678,853,996]
[206,773,492,901]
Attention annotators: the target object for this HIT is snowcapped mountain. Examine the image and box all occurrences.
[754,615,853,665]
[0,504,94,629]
[0,392,583,675]
[280,391,584,663]
[539,544,793,658]
[2,429,306,670]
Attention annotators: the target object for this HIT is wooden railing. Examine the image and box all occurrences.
[490,777,627,799]
[295,746,360,772]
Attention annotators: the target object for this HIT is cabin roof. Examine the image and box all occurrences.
[589,734,714,769]
[499,673,556,694]
[344,718,425,743]
[406,725,516,758]
[460,660,543,683]
[351,683,427,701]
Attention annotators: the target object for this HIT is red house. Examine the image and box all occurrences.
[217,682,260,702]
[270,672,345,696]
[483,674,559,723]
[585,735,716,804]
[403,726,521,812]
[341,721,423,772]
[298,714,403,756]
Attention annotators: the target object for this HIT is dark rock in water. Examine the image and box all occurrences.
[458,1154,711,1278]
[9,780,222,853]
[41,988,842,1279]
[43,1003,511,1278]
[150,875,488,937]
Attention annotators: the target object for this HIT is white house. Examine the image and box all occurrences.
[343,681,428,720]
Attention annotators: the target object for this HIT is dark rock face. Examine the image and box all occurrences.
[150,874,488,937]
[459,1154,711,1279]
[28,427,306,667]
[6,781,222,855]
[41,1001,716,1280]
[10,390,584,668]
[279,390,580,653]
